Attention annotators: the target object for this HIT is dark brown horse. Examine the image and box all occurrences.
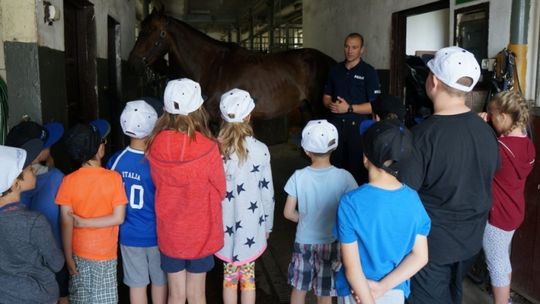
[128,11,336,121]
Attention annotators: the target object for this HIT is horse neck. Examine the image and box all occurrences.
[168,20,226,80]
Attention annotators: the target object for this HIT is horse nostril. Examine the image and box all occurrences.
[142,57,148,64]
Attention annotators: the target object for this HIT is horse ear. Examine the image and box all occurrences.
[149,1,165,16]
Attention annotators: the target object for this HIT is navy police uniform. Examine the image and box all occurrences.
[324,60,380,183]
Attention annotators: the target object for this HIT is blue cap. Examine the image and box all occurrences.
[90,119,111,140]
[43,122,64,148]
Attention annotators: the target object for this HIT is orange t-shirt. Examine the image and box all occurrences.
[56,167,127,260]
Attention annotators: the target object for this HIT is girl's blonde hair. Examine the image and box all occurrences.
[489,91,530,135]
[218,120,254,163]
[146,107,213,152]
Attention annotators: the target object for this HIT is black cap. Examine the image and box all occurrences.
[362,119,412,177]
[21,138,44,167]
[7,121,65,149]
[371,95,406,122]
[6,121,47,148]
[141,96,164,116]
[65,124,102,163]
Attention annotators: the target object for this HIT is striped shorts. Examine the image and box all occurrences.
[287,242,339,296]
[69,256,118,304]
[483,222,515,287]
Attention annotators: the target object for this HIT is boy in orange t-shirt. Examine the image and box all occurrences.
[55,119,127,304]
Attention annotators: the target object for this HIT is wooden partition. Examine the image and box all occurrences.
[511,111,540,303]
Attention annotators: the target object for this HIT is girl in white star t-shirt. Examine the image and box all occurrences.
[214,88,275,304]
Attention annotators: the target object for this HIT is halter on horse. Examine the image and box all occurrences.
[128,11,336,122]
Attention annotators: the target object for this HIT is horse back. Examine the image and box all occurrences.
[201,47,336,120]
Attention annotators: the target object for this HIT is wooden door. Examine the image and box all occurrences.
[511,113,540,303]
[64,0,97,126]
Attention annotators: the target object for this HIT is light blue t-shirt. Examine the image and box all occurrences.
[107,147,157,247]
[284,165,357,244]
[334,183,431,298]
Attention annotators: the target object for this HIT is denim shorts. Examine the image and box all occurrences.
[160,252,215,273]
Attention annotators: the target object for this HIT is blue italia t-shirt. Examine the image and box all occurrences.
[107,146,157,247]
[334,183,431,298]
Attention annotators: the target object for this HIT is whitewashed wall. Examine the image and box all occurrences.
[406,9,449,56]
[303,0,434,68]
[34,0,136,60]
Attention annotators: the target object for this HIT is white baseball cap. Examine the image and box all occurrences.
[120,100,159,138]
[220,88,255,123]
[163,78,204,115]
[0,142,41,194]
[301,120,339,153]
[427,46,480,92]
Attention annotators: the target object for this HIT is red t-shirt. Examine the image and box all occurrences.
[489,135,535,231]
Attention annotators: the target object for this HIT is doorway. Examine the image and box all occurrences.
[64,0,97,126]
[390,0,449,125]
[106,16,124,152]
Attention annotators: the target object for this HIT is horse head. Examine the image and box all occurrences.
[128,10,172,74]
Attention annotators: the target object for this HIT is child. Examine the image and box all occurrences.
[214,88,275,304]
[106,99,167,304]
[146,78,226,303]
[334,120,430,304]
[0,142,65,303]
[284,119,357,304]
[398,46,499,303]
[360,95,406,134]
[6,120,69,303]
[481,91,535,304]
[55,119,128,303]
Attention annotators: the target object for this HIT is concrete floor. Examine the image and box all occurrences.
[118,142,530,303]
[251,143,525,304]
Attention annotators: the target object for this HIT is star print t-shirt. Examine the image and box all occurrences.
[215,136,275,265]
[285,166,357,244]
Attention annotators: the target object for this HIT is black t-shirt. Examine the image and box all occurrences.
[399,111,499,264]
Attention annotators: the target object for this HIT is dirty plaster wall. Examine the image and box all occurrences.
[303,0,434,69]
[1,0,137,127]
[0,4,5,81]
[303,0,538,100]
[303,0,433,95]
[1,0,41,126]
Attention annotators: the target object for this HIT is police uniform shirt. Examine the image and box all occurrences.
[324,60,381,119]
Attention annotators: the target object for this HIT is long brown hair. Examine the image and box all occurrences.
[146,107,213,152]
[218,120,254,163]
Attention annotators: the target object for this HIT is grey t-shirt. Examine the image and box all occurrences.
[0,203,64,303]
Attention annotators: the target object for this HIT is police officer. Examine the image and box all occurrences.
[323,33,381,183]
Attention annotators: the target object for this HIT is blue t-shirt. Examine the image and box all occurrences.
[20,167,64,249]
[107,147,157,247]
[334,183,431,297]
[284,166,357,244]
[324,60,381,120]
